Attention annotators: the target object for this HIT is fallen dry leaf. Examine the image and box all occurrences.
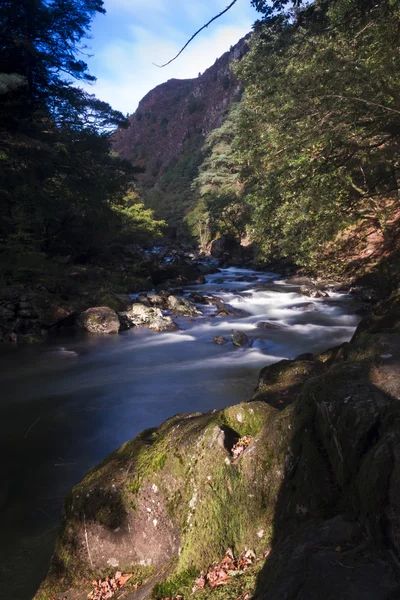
[88,572,133,600]
[232,436,252,459]
[192,548,257,593]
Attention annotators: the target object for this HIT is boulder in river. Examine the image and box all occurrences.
[216,302,249,318]
[122,303,178,331]
[167,295,199,317]
[300,285,329,298]
[256,321,282,329]
[148,315,178,332]
[286,301,316,312]
[231,329,252,347]
[77,306,120,334]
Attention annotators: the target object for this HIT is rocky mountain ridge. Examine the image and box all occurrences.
[112,36,249,226]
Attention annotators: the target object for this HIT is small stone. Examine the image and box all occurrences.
[213,336,228,345]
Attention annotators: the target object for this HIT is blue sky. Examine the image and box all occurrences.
[82,0,258,115]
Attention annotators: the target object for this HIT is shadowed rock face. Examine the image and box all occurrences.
[36,293,400,600]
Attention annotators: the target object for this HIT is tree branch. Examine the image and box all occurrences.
[323,94,400,115]
[153,0,239,68]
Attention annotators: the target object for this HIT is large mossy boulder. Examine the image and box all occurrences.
[36,402,291,598]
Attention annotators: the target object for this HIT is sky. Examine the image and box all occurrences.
[81,0,259,115]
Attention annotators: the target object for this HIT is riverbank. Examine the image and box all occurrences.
[33,287,400,600]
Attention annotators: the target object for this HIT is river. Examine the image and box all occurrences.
[0,266,361,599]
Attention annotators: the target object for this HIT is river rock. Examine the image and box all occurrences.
[213,336,228,345]
[77,306,120,334]
[216,302,249,318]
[122,303,178,331]
[188,292,208,305]
[148,315,178,332]
[286,302,316,312]
[256,321,282,329]
[147,293,167,307]
[167,295,199,317]
[300,285,330,298]
[231,329,252,347]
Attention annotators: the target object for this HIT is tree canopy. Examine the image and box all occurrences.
[0,0,164,278]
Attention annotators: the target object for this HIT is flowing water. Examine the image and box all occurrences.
[0,267,361,599]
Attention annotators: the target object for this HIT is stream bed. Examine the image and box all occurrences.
[0,267,362,599]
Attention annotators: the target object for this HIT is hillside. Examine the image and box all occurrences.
[112,36,249,231]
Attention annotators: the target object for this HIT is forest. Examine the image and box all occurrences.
[0,0,165,284]
[186,0,400,274]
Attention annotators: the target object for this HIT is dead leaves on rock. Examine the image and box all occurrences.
[232,436,251,460]
[88,572,133,600]
[192,548,256,593]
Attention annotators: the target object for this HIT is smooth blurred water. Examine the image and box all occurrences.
[0,267,361,599]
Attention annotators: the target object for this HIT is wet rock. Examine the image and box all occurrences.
[231,330,252,347]
[213,336,228,345]
[216,303,249,318]
[147,293,167,307]
[188,292,208,305]
[210,234,241,260]
[300,285,329,298]
[149,316,178,332]
[286,302,316,312]
[77,307,120,334]
[256,321,282,329]
[122,303,158,326]
[167,295,199,317]
[350,286,380,303]
[110,293,134,312]
[136,293,151,306]
[252,357,325,409]
[122,303,178,331]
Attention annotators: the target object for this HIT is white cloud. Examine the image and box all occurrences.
[84,24,252,114]
[81,0,256,114]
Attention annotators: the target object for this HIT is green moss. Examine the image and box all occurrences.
[153,567,199,599]
[222,402,271,437]
[153,558,265,600]
[89,314,101,324]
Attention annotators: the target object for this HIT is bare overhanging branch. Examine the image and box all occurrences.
[153,0,239,68]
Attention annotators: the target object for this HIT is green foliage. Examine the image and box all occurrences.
[143,133,206,235]
[111,190,166,246]
[187,103,249,248]
[0,0,160,277]
[234,0,400,267]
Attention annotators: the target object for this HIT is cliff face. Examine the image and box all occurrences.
[112,36,249,227]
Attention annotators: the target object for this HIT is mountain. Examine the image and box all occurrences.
[112,36,249,233]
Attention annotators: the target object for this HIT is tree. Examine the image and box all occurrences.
[234,0,400,267]
[0,0,163,269]
[188,103,249,247]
